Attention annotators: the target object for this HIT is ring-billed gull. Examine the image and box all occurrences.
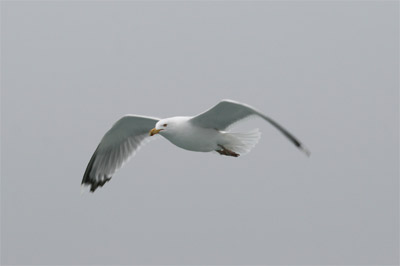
[82,99,310,192]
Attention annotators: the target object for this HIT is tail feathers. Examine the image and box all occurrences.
[223,129,261,155]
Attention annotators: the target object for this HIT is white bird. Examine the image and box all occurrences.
[82,100,310,192]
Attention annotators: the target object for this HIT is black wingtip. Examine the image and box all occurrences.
[82,148,112,192]
[83,176,112,193]
[299,144,311,157]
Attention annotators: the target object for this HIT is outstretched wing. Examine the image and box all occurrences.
[82,115,160,192]
[189,99,310,156]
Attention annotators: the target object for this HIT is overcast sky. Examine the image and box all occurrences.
[1,1,398,265]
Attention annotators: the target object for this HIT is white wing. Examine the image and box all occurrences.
[82,115,159,192]
[190,99,310,156]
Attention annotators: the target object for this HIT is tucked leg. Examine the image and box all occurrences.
[216,144,240,157]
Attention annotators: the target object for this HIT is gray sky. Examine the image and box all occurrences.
[1,1,398,265]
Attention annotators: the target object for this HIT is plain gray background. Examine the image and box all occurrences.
[1,1,398,265]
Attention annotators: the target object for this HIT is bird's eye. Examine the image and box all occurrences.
[163,124,168,127]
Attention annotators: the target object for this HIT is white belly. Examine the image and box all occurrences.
[161,124,220,152]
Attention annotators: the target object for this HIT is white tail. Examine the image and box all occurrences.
[221,129,261,155]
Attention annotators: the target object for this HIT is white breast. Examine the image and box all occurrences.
[160,117,220,152]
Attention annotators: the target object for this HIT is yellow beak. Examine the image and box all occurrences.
[149,128,162,136]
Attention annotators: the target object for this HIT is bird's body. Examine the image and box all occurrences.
[162,118,220,152]
[156,116,232,152]
[155,116,219,152]
[82,99,310,192]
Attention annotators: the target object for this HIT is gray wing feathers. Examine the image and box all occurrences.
[91,136,142,180]
[189,100,255,130]
[82,115,159,192]
[190,100,310,156]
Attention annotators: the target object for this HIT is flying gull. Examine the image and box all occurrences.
[82,99,310,192]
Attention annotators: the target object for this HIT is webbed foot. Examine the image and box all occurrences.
[216,145,240,157]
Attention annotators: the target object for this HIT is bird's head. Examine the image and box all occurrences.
[149,117,189,136]
[149,119,170,136]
